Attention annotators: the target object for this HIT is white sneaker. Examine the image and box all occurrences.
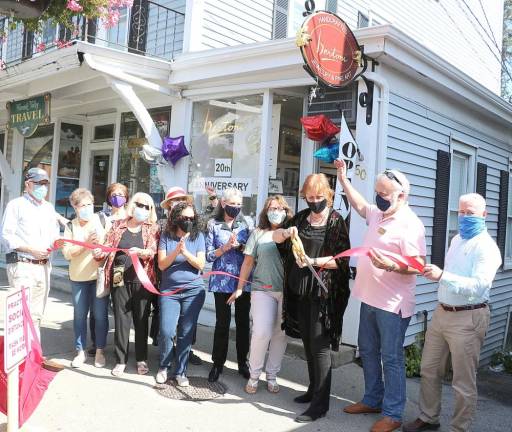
[175,375,189,387]
[71,350,86,368]
[156,368,168,384]
[94,349,106,368]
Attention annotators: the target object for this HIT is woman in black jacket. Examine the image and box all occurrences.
[273,173,351,423]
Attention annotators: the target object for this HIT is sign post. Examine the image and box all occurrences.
[4,288,30,432]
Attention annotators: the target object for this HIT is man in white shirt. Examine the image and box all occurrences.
[403,193,502,432]
[1,167,60,329]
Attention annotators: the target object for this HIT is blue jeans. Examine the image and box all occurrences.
[71,280,109,351]
[159,287,205,376]
[358,302,411,422]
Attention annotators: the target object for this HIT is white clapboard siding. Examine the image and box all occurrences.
[335,0,503,94]
[201,0,274,49]
[387,92,512,364]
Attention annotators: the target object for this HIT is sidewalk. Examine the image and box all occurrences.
[0,276,510,431]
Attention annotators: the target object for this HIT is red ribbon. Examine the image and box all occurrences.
[49,239,271,295]
[328,246,424,272]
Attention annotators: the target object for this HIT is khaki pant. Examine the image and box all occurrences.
[6,261,51,329]
[419,304,490,432]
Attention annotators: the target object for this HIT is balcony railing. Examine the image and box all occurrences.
[0,0,185,69]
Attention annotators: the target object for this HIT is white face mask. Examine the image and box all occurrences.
[32,184,48,201]
[78,204,94,221]
[134,207,149,222]
[267,210,286,225]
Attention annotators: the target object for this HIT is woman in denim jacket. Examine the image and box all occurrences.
[205,188,252,383]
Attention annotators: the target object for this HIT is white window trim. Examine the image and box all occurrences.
[446,137,477,249]
[503,158,512,269]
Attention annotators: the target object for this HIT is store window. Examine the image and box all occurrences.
[118,109,170,209]
[93,124,115,141]
[22,124,54,191]
[188,95,263,220]
[55,123,83,218]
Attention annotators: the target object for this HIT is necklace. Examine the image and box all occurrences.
[308,211,327,226]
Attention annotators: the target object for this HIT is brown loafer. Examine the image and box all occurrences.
[42,359,65,372]
[343,401,382,414]
[370,416,402,432]
[402,418,440,432]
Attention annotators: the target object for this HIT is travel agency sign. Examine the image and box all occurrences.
[297,9,365,88]
[7,93,51,137]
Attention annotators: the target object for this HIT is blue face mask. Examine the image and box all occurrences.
[78,204,94,221]
[458,215,486,240]
[134,207,149,223]
[32,184,48,201]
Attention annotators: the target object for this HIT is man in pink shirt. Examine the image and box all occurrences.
[334,160,426,432]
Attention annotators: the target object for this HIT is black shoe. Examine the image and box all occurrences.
[152,338,158,347]
[87,347,96,356]
[294,411,326,423]
[402,418,440,432]
[238,364,250,379]
[208,365,223,382]
[189,351,203,365]
[294,393,313,403]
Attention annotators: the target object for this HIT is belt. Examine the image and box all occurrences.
[440,303,487,312]
[17,256,49,265]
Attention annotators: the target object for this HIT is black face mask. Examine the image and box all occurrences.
[224,204,241,219]
[375,194,391,212]
[306,199,327,214]
[177,219,194,233]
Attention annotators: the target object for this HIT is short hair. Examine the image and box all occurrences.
[106,183,129,204]
[258,195,294,229]
[221,187,243,202]
[126,192,158,224]
[69,188,94,207]
[376,169,411,199]
[459,193,486,213]
[299,173,334,207]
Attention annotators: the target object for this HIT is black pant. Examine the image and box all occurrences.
[297,296,332,414]
[212,291,250,367]
[111,281,152,364]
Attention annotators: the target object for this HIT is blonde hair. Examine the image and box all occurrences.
[299,173,334,207]
[126,192,158,224]
[69,188,94,207]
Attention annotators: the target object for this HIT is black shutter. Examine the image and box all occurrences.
[476,162,487,199]
[431,150,451,267]
[273,0,289,39]
[497,170,509,265]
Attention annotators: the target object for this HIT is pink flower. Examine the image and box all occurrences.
[66,0,83,13]
[55,39,72,49]
[35,42,46,52]
[104,9,120,29]
[108,0,133,8]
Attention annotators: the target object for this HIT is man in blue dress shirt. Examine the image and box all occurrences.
[404,193,502,432]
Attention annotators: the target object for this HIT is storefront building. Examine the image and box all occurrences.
[1,4,512,363]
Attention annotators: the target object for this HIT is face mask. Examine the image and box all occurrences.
[458,215,486,240]
[78,204,94,221]
[32,184,48,201]
[134,207,149,222]
[267,210,286,225]
[177,219,194,233]
[306,199,327,214]
[224,204,241,219]
[110,195,126,208]
[375,194,391,212]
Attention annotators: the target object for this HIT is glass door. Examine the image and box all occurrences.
[90,150,113,213]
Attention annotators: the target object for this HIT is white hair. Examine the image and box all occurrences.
[222,187,243,202]
[376,169,411,199]
[459,193,486,213]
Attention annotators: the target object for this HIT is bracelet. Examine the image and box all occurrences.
[313,257,318,266]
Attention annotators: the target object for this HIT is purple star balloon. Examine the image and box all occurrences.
[162,136,190,166]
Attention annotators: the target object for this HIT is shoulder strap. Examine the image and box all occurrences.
[99,212,106,228]
[66,221,73,234]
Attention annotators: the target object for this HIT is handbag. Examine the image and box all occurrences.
[96,260,111,298]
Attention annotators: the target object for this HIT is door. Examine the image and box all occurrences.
[90,150,113,213]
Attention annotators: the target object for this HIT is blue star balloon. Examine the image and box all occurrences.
[313,141,339,163]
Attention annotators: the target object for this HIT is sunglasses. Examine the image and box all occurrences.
[134,202,151,211]
[179,216,195,222]
[383,170,402,187]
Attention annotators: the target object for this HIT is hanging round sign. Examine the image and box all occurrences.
[297,11,364,88]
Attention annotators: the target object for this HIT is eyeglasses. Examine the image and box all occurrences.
[383,170,402,187]
[111,193,125,198]
[208,195,217,201]
[134,202,151,210]
[268,207,285,212]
